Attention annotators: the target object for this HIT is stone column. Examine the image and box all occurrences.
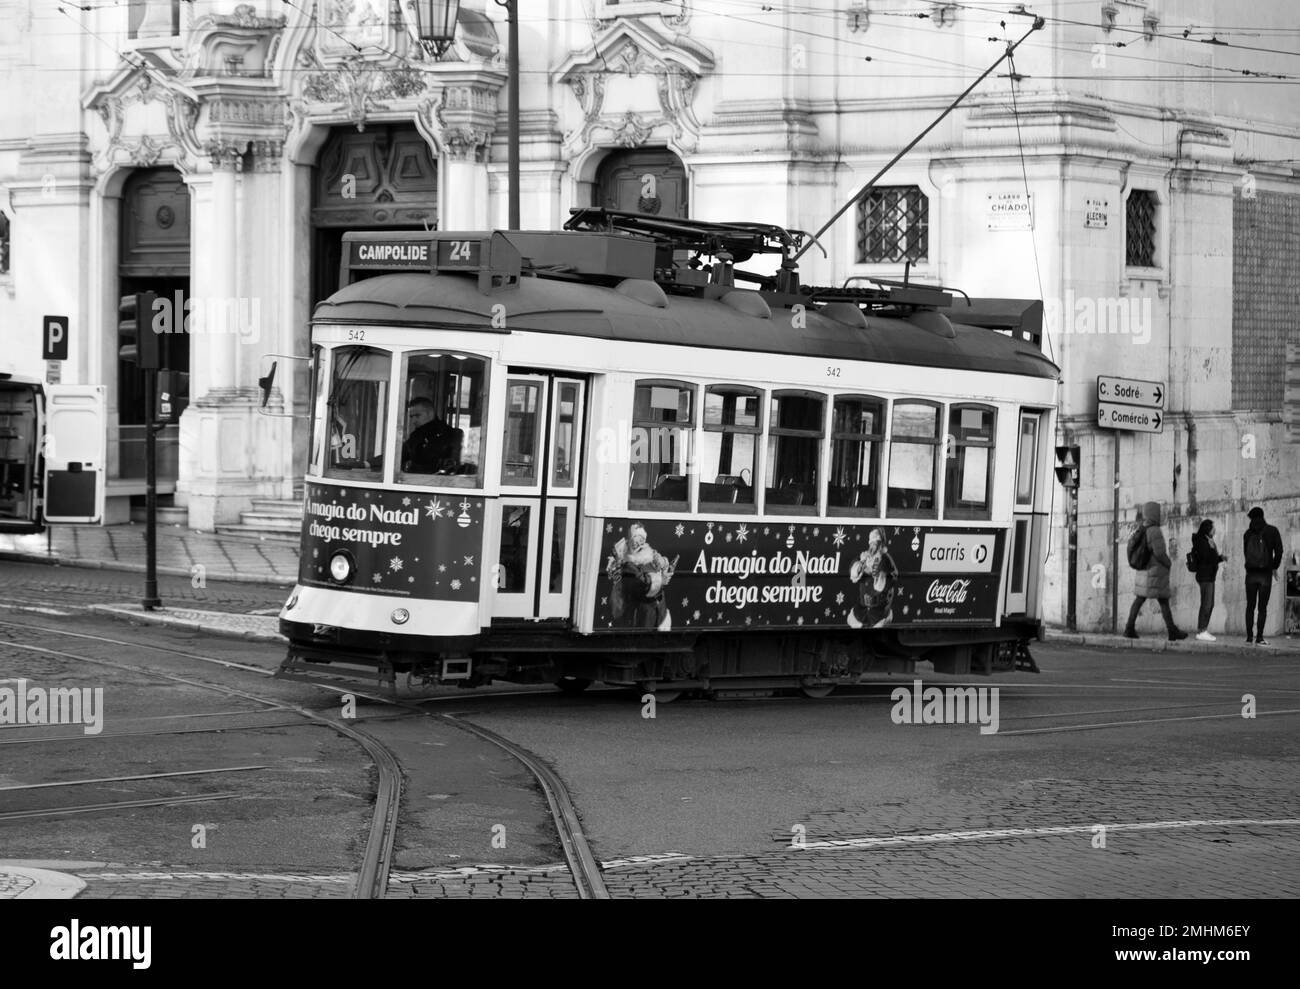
[441,127,491,229]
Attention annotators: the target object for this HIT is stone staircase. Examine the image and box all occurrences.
[215,497,303,542]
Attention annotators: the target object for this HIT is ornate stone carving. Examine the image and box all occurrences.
[301,56,427,131]
[443,125,491,162]
[208,99,286,125]
[558,21,713,155]
[182,2,287,79]
[250,139,285,171]
[206,140,248,171]
[87,67,203,174]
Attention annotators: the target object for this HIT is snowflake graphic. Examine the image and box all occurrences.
[463,555,474,566]
[832,526,847,548]
[836,591,845,605]
[425,498,447,520]
[813,527,820,537]
[693,610,701,621]
[744,615,752,626]
[675,523,685,538]
[313,548,320,558]
[797,616,805,626]
[681,597,689,608]
[372,573,382,584]
[402,497,411,507]
[606,522,614,533]
[725,532,733,543]
[736,523,749,543]
[601,597,608,607]
[408,576,415,583]
[389,556,404,572]
[450,578,462,591]
[825,607,832,617]
[438,564,447,573]
[763,527,770,536]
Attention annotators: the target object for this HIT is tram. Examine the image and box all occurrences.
[275,210,1058,697]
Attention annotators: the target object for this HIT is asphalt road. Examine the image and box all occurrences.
[1,558,1297,899]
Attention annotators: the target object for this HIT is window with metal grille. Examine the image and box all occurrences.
[856,186,928,263]
[0,211,8,274]
[1126,189,1157,267]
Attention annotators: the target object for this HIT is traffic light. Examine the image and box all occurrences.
[1054,444,1080,488]
[118,291,160,370]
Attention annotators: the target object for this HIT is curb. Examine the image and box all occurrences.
[0,551,295,587]
[0,865,86,900]
[89,604,286,644]
[1043,629,1299,656]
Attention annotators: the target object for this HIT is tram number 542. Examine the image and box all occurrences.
[347,329,366,341]
[826,366,841,378]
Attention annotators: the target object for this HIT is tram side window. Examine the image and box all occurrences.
[828,396,884,516]
[765,391,825,515]
[0,386,37,521]
[324,346,391,483]
[944,405,996,519]
[700,386,761,513]
[397,352,488,488]
[887,401,940,517]
[629,381,694,511]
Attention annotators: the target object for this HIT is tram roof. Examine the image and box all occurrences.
[313,273,1059,380]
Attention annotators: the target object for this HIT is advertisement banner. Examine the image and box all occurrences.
[299,481,483,601]
[594,517,1005,632]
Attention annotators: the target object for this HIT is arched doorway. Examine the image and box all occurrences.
[119,167,190,481]
[311,124,439,304]
[593,148,688,218]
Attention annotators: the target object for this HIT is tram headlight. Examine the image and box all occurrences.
[391,608,410,625]
[284,590,300,612]
[328,550,356,585]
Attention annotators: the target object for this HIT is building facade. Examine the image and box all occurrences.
[1,0,1297,633]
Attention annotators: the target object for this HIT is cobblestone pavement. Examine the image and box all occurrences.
[0,559,290,614]
[0,523,298,584]
[598,824,1300,898]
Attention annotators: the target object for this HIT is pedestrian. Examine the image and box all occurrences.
[1124,500,1188,641]
[1190,519,1226,641]
[1242,506,1284,645]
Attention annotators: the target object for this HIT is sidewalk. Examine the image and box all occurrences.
[0,522,298,585]
[1043,627,1300,655]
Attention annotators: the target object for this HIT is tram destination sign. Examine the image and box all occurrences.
[1096,375,1165,434]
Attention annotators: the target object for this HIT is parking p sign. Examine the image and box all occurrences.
[42,315,69,361]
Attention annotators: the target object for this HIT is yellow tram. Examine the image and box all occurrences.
[276,211,1058,697]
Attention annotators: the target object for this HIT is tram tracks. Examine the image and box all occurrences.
[0,616,608,899]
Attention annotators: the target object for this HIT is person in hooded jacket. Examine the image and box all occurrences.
[1124,500,1188,641]
[1242,506,1285,645]
[1190,519,1227,641]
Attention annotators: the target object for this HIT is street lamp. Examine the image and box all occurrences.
[411,0,461,58]
[412,0,519,230]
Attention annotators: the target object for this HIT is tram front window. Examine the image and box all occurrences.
[324,346,391,483]
[397,352,487,488]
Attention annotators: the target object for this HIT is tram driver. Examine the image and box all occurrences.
[402,397,463,474]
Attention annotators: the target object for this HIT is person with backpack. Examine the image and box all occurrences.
[1243,506,1284,645]
[1124,500,1188,641]
[1189,519,1227,641]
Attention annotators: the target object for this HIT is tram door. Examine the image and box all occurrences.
[1005,409,1045,614]
[493,374,586,620]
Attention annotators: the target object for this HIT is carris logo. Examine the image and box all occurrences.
[925,578,971,604]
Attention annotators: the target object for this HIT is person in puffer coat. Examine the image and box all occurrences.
[1124,500,1188,641]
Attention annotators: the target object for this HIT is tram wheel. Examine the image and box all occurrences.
[799,684,836,699]
[555,676,593,695]
[636,683,683,704]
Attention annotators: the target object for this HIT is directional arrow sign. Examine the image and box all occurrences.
[1098,401,1163,433]
[1097,375,1165,409]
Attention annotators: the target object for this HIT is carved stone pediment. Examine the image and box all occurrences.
[180,2,288,80]
[294,53,429,133]
[556,19,714,155]
[85,66,203,174]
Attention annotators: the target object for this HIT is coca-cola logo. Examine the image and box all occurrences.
[926,578,971,604]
